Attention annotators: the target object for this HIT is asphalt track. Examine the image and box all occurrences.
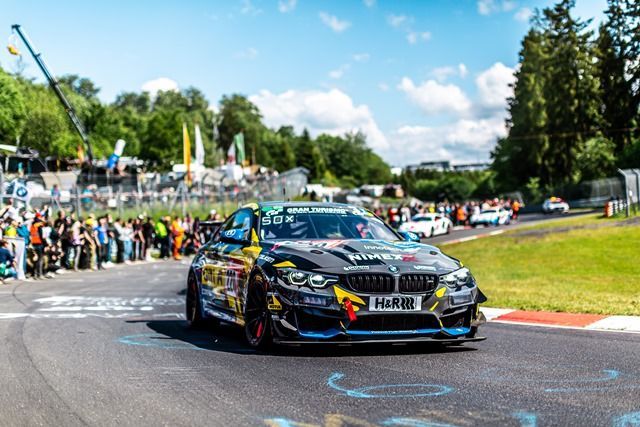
[2,213,639,426]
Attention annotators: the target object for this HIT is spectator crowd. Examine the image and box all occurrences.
[0,199,222,283]
[378,198,522,228]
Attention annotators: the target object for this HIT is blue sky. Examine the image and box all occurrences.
[1,0,605,166]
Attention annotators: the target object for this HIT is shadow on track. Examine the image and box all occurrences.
[124,319,478,357]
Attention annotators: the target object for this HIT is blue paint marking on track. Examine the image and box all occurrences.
[327,372,454,399]
[118,333,210,350]
[512,412,538,427]
[613,411,640,427]
[381,417,456,427]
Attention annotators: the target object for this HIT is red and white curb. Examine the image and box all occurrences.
[481,307,640,334]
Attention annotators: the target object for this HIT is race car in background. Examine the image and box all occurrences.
[469,207,512,227]
[398,213,453,238]
[186,202,486,348]
[542,197,570,214]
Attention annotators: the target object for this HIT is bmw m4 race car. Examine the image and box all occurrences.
[186,202,487,348]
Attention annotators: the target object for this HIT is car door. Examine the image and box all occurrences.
[216,209,254,325]
[199,214,237,319]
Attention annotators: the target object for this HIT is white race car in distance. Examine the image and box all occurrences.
[542,197,570,214]
[470,207,512,227]
[398,213,453,238]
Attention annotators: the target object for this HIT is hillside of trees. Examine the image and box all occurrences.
[492,0,640,196]
[0,69,391,187]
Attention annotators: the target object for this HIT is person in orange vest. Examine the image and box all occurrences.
[170,216,185,260]
[512,200,521,221]
[30,213,46,279]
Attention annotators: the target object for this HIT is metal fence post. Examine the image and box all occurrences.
[633,169,640,212]
[618,169,630,217]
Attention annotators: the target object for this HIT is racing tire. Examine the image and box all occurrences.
[244,274,273,350]
[446,225,451,234]
[186,273,216,329]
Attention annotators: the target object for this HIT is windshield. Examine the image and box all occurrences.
[259,205,399,241]
[412,215,432,222]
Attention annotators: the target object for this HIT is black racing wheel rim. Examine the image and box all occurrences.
[245,277,268,346]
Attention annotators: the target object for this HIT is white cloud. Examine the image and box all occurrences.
[514,7,533,22]
[141,77,178,97]
[475,62,515,110]
[278,0,297,13]
[363,0,375,7]
[459,64,468,78]
[329,64,350,79]
[431,63,468,82]
[388,61,516,165]
[478,0,517,16]
[398,77,472,116]
[407,31,431,44]
[353,53,370,62]
[249,88,388,149]
[387,14,409,28]
[234,47,258,60]
[383,116,507,164]
[240,0,262,15]
[319,12,351,33]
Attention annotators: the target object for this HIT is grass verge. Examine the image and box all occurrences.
[443,214,640,315]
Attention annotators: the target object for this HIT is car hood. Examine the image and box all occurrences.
[260,239,460,275]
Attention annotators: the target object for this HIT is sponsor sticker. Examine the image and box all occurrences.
[343,265,370,271]
[413,265,436,271]
[258,254,275,263]
[369,295,422,312]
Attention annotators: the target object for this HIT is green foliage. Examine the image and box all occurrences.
[493,0,640,193]
[0,69,27,144]
[576,137,616,180]
[0,67,391,187]
[411,179,439,201]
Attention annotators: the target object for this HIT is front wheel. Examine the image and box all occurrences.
[244,274,273,349]
[186,273,205,328]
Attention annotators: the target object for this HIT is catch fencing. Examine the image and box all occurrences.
[2,167,309,218]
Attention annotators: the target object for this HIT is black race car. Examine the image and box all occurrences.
[186,202,487,347]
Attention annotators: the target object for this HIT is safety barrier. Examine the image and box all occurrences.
[604,200,628,218]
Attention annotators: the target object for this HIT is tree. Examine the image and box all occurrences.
[0,68,27,144]
[541,0,602,186]
[575,137,616,180]
[595,1,637,153]
[492,28,548,189]
[216,94,264,163]
[295,129,326,181]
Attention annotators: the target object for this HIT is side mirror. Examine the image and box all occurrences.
[220,228,250,245]
[398,231,421,243]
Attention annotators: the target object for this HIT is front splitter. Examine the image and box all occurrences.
[273,336,486,345]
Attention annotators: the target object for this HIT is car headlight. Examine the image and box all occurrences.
[440,267,474,288]
[280,269,338,289]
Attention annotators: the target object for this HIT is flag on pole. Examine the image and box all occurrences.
[77,144,85,164]
[182,123,192,186]
[194,124,205,167]
[234,132,246,165]
[227,140,236,164]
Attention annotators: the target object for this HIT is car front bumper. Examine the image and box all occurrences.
[267,280,486,343]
